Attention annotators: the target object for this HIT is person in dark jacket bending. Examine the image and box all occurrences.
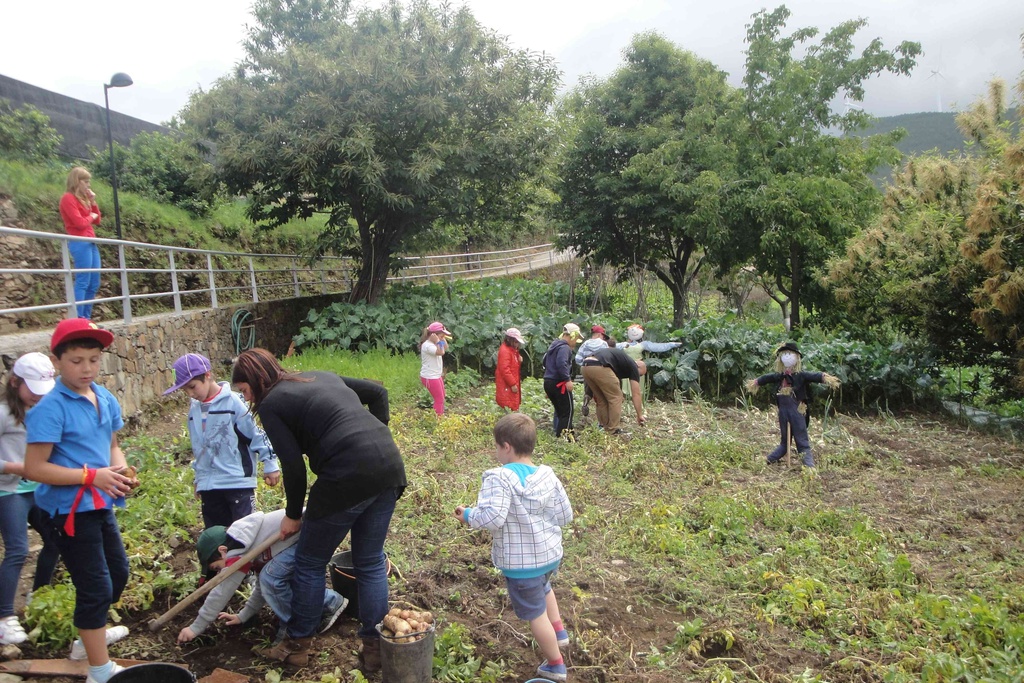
[231,349,406,673]
[580,347,647,435]
[745,342,840,468]
[542,323,583,437]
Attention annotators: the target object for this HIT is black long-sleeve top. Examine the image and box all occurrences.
[256,372,406,521]
[754,371,825,403]
[341,376,390,425]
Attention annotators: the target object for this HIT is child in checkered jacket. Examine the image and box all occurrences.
[454,413,573,681]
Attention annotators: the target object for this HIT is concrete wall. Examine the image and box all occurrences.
[0,292,350,427]
[0,74,170,160]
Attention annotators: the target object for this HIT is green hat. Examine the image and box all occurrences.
[196,526,227,580]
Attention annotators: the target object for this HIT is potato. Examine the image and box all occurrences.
[382,614,412,636]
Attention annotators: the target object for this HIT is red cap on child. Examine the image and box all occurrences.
[50,319,114,353]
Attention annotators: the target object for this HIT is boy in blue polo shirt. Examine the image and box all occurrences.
[24,319,137,683]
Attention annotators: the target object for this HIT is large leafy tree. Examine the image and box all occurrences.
[959,75,1024,385]
[554,33,741,328]
[184,0,558,302]
[823,155,994,362]
[738,6,919,329]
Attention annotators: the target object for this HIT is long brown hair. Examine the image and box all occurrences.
[3,375,27,425]
[66,166,93,206]
[230,348,310,407]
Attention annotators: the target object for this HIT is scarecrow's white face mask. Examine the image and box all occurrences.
[780,351,799,369]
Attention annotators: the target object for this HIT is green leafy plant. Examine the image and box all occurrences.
[432,622,508,683]
[24,583,79,647]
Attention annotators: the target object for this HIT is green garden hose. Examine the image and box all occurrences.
[231,309,255,355]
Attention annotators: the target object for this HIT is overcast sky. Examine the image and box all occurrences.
[3,0,1022,125]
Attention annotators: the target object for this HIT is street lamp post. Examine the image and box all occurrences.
[103,72,133,240]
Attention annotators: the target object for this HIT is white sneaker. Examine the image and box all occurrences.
[70,626,130,660]
[85,662,125,683]
[0,615,28,645]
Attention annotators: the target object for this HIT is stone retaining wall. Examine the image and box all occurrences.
[0,292,350,426]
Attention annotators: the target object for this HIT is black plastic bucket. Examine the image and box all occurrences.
[328,550,393,614]
[108,663,195,683]
[376,622,434,683]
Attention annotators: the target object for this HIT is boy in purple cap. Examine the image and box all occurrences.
[165,353,280,528]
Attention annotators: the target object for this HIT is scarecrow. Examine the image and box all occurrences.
[616,324,681,414]
[745,342,840,468]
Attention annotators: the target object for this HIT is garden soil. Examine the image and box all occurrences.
[5,396,1024,683]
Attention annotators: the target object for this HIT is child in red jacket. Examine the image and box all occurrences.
[495,328,526,411]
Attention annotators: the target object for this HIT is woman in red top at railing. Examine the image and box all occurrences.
[58,167,102,319]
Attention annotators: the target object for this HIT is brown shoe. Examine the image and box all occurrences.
[257,636,312,667]
[358,636,381,674]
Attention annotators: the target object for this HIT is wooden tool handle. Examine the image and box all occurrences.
[148,533,281,632]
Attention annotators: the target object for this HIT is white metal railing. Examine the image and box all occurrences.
[0,225,559,325]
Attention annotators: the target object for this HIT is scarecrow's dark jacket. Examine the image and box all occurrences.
[754,371,825,404]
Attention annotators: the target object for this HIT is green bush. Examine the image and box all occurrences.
[89,131,221,216]
[0,99,61,163]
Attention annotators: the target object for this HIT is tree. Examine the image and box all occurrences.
[823,155,996,363]
[738,6,919,329]
[959,74,1024,385]
[184,0,558,303]
[554,33,741,328]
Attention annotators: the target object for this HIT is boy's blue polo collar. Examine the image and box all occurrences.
[53,378,99,400]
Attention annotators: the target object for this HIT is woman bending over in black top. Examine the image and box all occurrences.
[231,349,406,673]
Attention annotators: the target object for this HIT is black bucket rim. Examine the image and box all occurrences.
[108,663,195,683]
[329,550,393,580]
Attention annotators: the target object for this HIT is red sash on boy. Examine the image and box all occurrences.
[65,469,106,536]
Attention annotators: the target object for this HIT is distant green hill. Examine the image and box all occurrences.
[858,108,1019,158]
[862,111,965,156]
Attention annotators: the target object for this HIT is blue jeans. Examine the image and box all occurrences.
[47,509,129,629]
[260,544,337,628]
[0,493,32,617]
[287,487,398,639]
[68,241,101,319]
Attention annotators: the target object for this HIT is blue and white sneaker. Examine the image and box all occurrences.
[318,591,349,634]
[537,660,567,681]
[555,629,570,650]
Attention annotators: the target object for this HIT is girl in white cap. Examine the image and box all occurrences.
[0,353,59,645]
[419,321,452,416]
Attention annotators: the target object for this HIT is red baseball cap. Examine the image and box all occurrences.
[50,318,114,353]
[591,325,605,334]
